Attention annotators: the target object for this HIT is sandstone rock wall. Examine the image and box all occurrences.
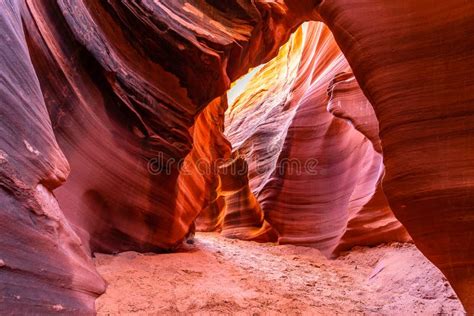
[317,0,474,310]
[221,23,409,256]
[0,1,104,313]
[0,0,473,312]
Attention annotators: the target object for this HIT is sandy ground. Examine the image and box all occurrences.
[94,232,465,315]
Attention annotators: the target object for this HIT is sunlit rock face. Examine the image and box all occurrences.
[1,0,473,313]
[315,0,474,311]
[222,23,410,255]
[1,0,316,312]
[21,0,313,255]
[180,96,231,234]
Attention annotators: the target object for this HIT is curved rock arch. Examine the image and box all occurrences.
[0,0,472,313]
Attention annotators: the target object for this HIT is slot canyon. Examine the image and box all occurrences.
[0,0,473,314]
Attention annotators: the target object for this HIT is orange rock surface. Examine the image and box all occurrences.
[222,23,409,255]
[0,0,473,313]
[316,1,474,310]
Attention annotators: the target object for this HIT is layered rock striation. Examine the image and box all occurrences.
[0,0,473,313]
[316,0,474,310]
[221,22,409,255]
[0,1,104,313]
[1,0,317,311]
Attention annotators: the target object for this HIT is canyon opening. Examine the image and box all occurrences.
[1,1,473,315]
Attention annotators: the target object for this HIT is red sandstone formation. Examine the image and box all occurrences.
[2,0,314,311]
[316,1,474,311]
[0,2,104,313]
[21,0,312,254]
[0,0,473,313]
[179,96,230,233]
[223,23,409,256]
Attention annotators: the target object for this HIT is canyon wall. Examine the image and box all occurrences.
[220,23,409,255]
[0,1,104,313]
[315,0,474,311]
[1,0,315,311]
[0,0,473,313]
[22,0,310,254]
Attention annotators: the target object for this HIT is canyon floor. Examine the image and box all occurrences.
[94,232,465,315]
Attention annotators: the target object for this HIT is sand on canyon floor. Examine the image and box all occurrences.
[94,232,465,315]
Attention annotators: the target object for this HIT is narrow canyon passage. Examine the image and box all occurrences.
[2,1,474,314]
[95,233,463,315]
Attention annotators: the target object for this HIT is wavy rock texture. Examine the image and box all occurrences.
[0,1,105,313]
[22,0,312,254]
[315,0,474,311]
[1,0,473,313]
[223,23,409,256]
[180,96,230,233]
[2,0,317,312]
